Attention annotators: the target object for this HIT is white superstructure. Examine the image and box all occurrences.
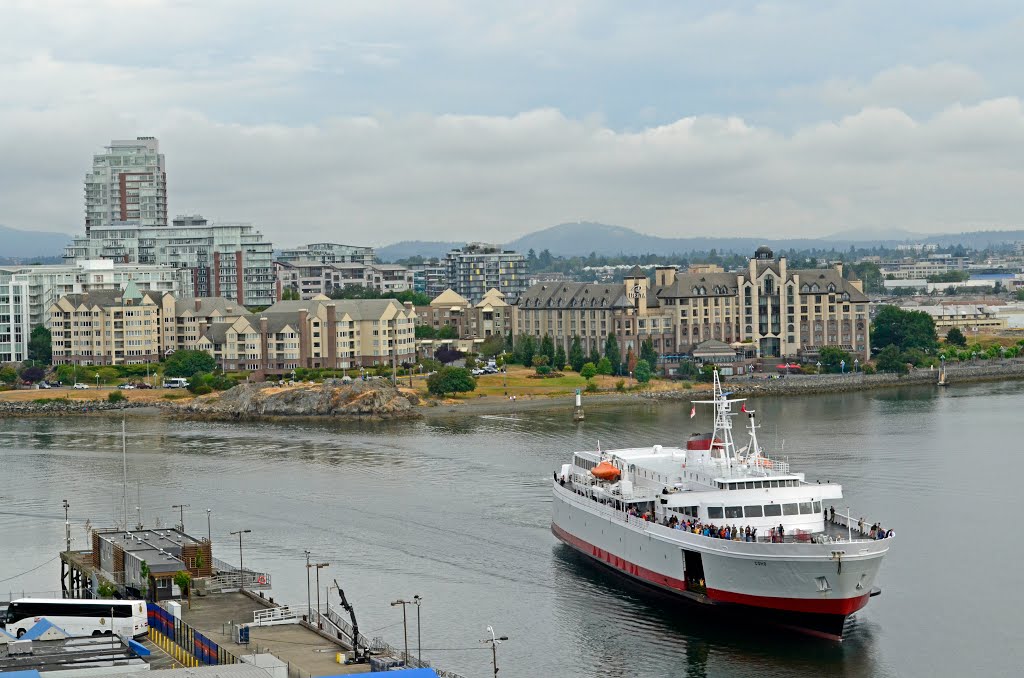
[551,372,892,639]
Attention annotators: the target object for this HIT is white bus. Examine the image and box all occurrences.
[3,598,148,639]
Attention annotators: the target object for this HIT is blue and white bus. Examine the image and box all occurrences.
[3,598,148,639]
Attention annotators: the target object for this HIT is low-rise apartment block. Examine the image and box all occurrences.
[425,288,511,338]
[274,261,413,300]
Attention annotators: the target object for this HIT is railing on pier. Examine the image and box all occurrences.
[205,570,272,592]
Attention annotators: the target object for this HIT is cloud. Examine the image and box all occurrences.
[4,97,1024,244]
[818,64,987,111]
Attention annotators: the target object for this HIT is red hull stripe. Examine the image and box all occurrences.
[552,523,869,616]
[552,523,687,593]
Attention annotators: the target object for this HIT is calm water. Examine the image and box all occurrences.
[1,382,1022,678]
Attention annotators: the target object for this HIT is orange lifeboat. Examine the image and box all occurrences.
[591,461,621,481]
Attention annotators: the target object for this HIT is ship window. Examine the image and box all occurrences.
[744,505,763,518]
[754,481,763,489]
[769,480,778,488]
[799,502,813,514]
[783,503,799,516]
[744,481,754,489]
[725,506,743,519]
[764,504,782,517]
[707,507,724,519]
[813,501,822,513]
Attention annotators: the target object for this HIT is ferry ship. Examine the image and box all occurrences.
[551,372,892,639]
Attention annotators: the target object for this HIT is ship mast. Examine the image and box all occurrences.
[690,369,745,472]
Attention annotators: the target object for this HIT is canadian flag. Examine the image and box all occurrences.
[741,403,747,413]
[690,406,696,418]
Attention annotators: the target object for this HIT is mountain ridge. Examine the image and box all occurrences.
[0,224,73,260]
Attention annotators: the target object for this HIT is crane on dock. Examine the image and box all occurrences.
[334,578,368,664]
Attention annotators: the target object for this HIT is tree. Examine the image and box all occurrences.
[588,345,601,367]
[540,334,555,367]
[96,367,119,384]
[28,326,51,365]
[818,346,852,374]
[164,350,217,378]
[625,347,637,376]
[553,344,567,371]
[568,336,585,373]
[604,334,621,375]
[174,570,192,608]
[875,345,908,374]
[20,365,45,383]
[871,305,938,352]
[640,337,658,369]
[437,325,459,340]
[0,365,18,385]
[596,357,613,376]
[427,367,477,395]
[580,362,598,379]
[479,334,505,358]
[634,359,652,383]
[946,327,967,347]
[415,325,437,339]
[281,287,301,300]
[531,354,550,369]
[435,348,465,365]
[515,334,536,367]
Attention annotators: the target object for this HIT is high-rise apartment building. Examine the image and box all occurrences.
[277,243,375,266]
[64,214,275,307]
[85,137,167,231]
[444,243,527,303]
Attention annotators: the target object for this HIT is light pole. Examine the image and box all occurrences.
[481,625,508,678]
[816,361,821,374]
[312,562,329,623]
[229,529,251,589]
[304,551,312,620]
[172,504,190,531]
[62,499,70,552]
[854,358,859,373]
[391,599,411,664]
[206,509,212,544]
[840,359,846,374]
[413,595,422,666]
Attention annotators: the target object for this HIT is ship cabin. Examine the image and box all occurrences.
[566,444,844,539]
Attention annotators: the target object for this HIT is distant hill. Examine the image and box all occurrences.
[376,240,460,261]
[0,225,73,259]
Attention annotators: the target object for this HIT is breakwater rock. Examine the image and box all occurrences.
[641,360,1024,401]
[181,379,421,419]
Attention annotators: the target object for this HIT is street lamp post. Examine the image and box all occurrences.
[229,529,251,589]
[840,359,846,374]
[172,504,190,532]
[304,551,312,620]
[206,509,212,544]
[481,625,508,678]
[391,599,411,664]
[62,499,70,552]
[816,361,822,374]
[311,562,329,624]
[854,358,859,373]
[413,595,422,665]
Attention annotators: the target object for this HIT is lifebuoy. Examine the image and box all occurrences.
[256,575,267,585]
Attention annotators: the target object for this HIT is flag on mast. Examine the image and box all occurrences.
[690,406,696,418]
[741,403,747,413]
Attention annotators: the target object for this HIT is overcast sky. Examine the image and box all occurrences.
[2,1,1024,246]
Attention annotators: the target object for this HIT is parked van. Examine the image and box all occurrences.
[162,378,189,388]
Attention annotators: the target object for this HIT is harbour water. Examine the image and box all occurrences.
[1,382,1022,677]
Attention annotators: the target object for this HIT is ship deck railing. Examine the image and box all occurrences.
[560,481,886,545]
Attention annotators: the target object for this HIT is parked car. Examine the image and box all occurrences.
[133,382,153,389]
[46,380,62,387]
[117,383,136,390]
[38,382,51,389]
[73,383,90,389]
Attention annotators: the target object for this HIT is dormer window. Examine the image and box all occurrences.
[827,283,836,293]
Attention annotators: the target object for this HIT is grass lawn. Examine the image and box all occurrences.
[415,364,685,399]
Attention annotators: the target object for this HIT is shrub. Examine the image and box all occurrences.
[862,364,876,375]
[596,357,613,376]
[107,391,127,404]
[585,380,599,393]
[191,384,213,395]
[615,379,626,392]
[427,367,476,395]
[164,350,217,378]
[634,359,652,383]
[535,365,552,375]
[579,362,597,379]
[97,581,117,598]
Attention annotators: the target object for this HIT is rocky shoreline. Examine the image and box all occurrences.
[177,379,421,420]
[0,398,174,417]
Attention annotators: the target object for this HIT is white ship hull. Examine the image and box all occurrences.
[552,482,889,639]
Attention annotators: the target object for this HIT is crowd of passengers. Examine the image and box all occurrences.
[628,508,773,542]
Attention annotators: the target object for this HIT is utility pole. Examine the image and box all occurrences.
[413,595,422,666]
[304,551,312,620]
[230,529,251,589]
[62,499,70,552]
[172,504,190,532]
[312,562,329,625]
[482,625,508,678]
[390,599,411,664]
